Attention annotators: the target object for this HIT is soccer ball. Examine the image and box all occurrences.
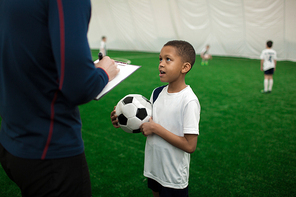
[204,54,210,59]
[115,94,152,133]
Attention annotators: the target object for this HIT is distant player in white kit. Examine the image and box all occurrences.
[200,45,212,66]
[100,36,107,56]
[260,40,277,93]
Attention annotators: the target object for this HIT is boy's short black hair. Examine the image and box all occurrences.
[164,40,196,71]
[267,40,273,48]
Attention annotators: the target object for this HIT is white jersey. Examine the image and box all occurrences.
[260,48,277,71]
[144,85,200,189]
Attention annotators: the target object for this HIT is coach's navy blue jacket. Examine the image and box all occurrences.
[0,0,108,159]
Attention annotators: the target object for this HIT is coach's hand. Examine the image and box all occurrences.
[95,56,119,81]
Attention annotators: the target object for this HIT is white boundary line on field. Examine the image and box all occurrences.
[83,130,144,154]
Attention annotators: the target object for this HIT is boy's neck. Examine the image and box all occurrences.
[167,82,187,93]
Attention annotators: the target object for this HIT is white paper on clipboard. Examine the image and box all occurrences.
[95,61,141,100]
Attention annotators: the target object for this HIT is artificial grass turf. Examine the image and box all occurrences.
[0,50,295,196]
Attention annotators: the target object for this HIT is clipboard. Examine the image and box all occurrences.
[95,61,141,100]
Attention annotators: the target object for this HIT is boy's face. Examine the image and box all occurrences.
[159,46,187,83]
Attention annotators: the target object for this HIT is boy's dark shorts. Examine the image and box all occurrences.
[148,178,188,197]
[264,68,274,75]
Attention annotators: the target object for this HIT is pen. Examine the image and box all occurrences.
[98,52,103,61]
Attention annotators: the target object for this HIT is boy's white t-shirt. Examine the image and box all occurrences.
[260,48,277,71]
[144,85,200,189]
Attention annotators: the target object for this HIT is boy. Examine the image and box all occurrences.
[111,40,200,196]
[260,40,277,93]
[200,45,212,65]
[100,36,107,56]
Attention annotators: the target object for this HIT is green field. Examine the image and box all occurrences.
[1,50,295,197]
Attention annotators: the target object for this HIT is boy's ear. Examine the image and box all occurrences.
[182,62,192,73]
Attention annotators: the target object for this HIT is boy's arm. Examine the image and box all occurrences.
[274,60,277,71]
[260,59,264,71]
[141,118,198,154]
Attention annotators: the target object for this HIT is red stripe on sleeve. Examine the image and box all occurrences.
[57,0,65,90]
[41,92,58,159]
[41,0,65,159]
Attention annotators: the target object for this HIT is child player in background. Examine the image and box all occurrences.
[260,40,277,93]
[111,40,201,197]
[200,45,212,66]
[100,36,107,56]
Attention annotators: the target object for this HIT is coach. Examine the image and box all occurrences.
[0,0,118,196]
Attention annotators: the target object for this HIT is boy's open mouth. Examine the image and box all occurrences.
[159,70,166,77]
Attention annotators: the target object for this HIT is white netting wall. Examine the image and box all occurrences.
[88,0,296,61]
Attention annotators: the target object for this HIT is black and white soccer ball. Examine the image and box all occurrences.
[115,94,152,133]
